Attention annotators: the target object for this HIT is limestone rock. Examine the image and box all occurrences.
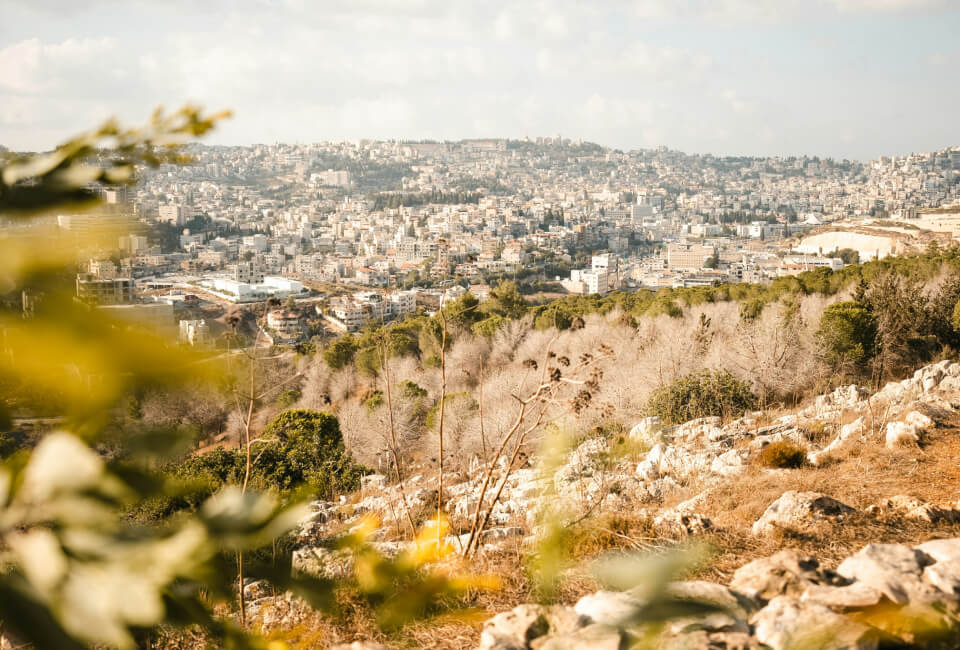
[659,629,761,650]
[662,611,749,638]
[809,417,864,466]
[360,473,388,491]
[923,561,960,598]
[554,438,609,490]
[752,491,855,536]
[885,421,920,449]
[730,551,845,602]
[479,603,582,650]
[905,410,935,431]
[653,510,713,536]
[836,543,937,605]
[243,579,271,601]
[574,589,645,627]
[801,583,884,611]
[917,539,960,565]
[868,495,960,523]
[665,580,759,619]
[291,545,354,579]
[751,596,879,650]
[629,416,662,446]
[710,449,747,477]
[530,624,625,650]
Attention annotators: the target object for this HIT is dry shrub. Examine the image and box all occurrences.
[803,420,833,445]
[556,513,659,561]
[756,441,807,468]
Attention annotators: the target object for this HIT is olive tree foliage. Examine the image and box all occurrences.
[0,106,231,216]
[0,110,494,648]
[0,108,340,649]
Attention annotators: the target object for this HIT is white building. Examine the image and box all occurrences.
[242,234,269,251]
[234,262,265,284]
[312,169,352,187]
[387,290,417,317]
[205,275,304,303]
[266,310,301,339]
[158,204,187,226]
[563,268,609,295]
[327,299,367,331]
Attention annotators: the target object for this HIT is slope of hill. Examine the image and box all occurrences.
[238,359,960,649]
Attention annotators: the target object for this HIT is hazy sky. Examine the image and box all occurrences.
[1,0,958,159]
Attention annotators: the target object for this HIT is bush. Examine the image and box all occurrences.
[275,388,301,408]
[803,421,833,446]
[144,410,367,519]
[645,369,757,425]
[362,389,384,412]
[757,441,807,468]
[399,380,428,399]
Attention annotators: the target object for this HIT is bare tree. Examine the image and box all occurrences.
[462,332,613,558]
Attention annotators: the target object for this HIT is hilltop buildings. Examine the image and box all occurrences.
[38,139,957,334]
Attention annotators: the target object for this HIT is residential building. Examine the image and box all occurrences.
[76,273,135,304]
[666,243,715,271]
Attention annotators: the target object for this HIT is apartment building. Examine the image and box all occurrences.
[666,243,715,271]
[234,261,265,284]
[76,273,135,305]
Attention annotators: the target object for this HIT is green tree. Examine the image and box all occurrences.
[483,281,528,319]
[355,345,381,377]
[444,292,484,328]
[472,314,506,338]
[816,301,878,368]
[252,409,365,495]
[323,334,358,370]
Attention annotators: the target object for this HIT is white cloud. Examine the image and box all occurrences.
[577,95,656,128]
[0,37,114,94]
[0,0,956,158]
[632,0,952,22]
[830,0,952,12]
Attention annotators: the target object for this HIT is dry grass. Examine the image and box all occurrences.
[691,421,960,582]
[801,420,834,446]
[250,421,960,649]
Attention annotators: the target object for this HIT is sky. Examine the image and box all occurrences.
[1,0,958,160]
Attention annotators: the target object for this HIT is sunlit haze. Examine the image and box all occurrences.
[2,0,958,158]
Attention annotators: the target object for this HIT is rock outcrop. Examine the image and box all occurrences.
[273,360,960,647]
[478,538,960,649]
[751,491,855,536]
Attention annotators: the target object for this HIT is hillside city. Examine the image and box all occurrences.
[15,138,958,346]
[7,0,960,645]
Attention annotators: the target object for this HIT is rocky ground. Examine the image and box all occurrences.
[252,360,960,648]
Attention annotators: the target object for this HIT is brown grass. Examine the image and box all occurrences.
[154,423,960,649]
[691,421,960,582]
[802,420,834,446]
